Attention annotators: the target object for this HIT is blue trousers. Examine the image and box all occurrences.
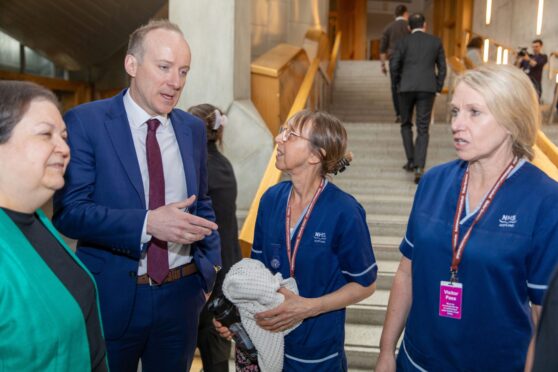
[105,273,206,372]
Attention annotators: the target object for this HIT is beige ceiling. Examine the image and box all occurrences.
[0,0,168,71]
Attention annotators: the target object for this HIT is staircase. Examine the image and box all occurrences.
[330,60,457,371]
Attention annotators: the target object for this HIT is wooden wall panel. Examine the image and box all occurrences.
[335,0,367,60]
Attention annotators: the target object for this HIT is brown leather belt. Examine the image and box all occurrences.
[137,263,197,286]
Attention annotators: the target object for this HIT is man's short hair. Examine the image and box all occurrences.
[532,39,543,45]
[409,13,426,30]
[127,19,183,61]
[395,5,407,17]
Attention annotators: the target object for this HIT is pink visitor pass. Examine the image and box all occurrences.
[439,281,463,319]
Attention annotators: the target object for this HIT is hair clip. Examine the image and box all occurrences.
[334,157,351,175]
[212,109,227,130]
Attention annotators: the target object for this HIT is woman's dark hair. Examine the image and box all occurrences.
[0,80,60,144]
[467,36,483,49]
[286,110,352,177]
[187,103,224,145]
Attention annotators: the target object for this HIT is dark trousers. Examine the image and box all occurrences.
[399,91,436,169]
[105,273,206,372]
[389,68,401,117]
[530,77,542,99]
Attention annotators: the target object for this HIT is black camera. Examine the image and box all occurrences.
[208,295,258,362]
[518,47,529,57]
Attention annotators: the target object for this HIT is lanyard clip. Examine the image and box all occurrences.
[450,269,459,284]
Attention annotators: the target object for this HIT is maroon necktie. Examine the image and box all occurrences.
[146,118,169,284]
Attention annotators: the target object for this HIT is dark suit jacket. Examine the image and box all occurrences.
[53,90,221,340]
[380,18,410,58]
[390,30,447,93]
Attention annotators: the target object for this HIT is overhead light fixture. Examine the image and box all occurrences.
[503,49,509,65]
[496,46,502,64]
[536,0,544,35]
[483,39,490,62]
[486,0,492,25]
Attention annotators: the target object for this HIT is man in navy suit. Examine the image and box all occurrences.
[390,13,446,184]
[53,19,220,372]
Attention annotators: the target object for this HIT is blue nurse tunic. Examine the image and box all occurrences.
[251,181,377,371]
[398,160,558,371]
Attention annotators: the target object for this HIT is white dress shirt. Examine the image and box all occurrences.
[123,90,192,275]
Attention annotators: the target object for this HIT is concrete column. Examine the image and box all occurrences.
[170,0,273,211]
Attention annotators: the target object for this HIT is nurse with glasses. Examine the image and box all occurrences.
[219,110,377,371]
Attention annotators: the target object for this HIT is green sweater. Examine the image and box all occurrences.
[0,209,105,371]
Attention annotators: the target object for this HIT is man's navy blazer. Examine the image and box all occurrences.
[53,90,221,339]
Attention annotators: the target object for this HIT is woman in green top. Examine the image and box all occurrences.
[0,81,107,371]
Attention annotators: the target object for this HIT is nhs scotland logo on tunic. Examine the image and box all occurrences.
[314,232,327,243]
[499,214,517,228]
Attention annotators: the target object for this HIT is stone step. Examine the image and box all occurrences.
[367,214,407,237]
[345,324,382,370]
[347,289,391,325]
[358,195,413,216]
[349,136,455,147]
[339,168,420,181]
[377,259,399,289]
[347,155,455,169]
[333,180,418,197]
[347,146,456,158]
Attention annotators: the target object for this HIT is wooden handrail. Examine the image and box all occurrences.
[532,144,558,182]
[238,58,322,253]
[327,32,342,80]
[289,58,321,116]
[239,32,341,254]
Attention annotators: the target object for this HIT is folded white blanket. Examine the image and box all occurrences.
[222,258,301,372]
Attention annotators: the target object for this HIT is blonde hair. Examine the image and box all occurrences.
[286,110,352,176]
[456,64,540,160]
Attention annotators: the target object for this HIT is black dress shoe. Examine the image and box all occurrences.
[414,168,424,184]
[402,162,415,172]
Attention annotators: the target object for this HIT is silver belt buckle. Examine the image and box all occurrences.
[148,277,160,286]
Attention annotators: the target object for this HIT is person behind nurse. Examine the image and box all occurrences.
[216,110,378,371]
[464,36,483,68]
[189,104,242,372]
[376,64,558,372]
[0,80,107,370]
[52,19,220,372]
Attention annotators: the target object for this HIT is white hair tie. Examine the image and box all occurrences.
[213,109,227,130]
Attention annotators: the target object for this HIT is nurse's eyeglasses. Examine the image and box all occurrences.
[278,126,312,142]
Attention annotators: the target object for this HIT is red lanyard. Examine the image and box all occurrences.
[450,157,518,282]
[285,178,325,278]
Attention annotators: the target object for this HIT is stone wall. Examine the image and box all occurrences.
[251,0,330,59]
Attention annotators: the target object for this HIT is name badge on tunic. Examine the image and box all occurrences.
[439,281,463,319]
